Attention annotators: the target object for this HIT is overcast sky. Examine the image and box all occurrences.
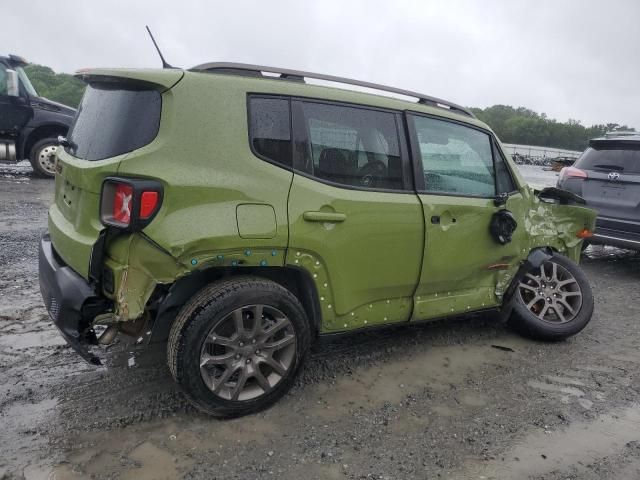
[6,0,640,128]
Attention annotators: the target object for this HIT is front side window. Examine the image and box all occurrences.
[493,141,517,194]
[68,83,161,161]
[16,67,37,97]
[249,97,291,167]
[412,115,495,197]
[0,63,7,95]
[297,101,405,190]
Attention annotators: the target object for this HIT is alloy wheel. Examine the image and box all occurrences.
[199,304,296,401]
[517,260,583,324]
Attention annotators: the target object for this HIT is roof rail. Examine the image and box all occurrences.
[190,62,474,118]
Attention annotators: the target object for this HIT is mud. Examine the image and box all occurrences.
[1,164,639,479]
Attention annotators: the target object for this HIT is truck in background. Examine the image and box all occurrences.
[0,54,76,177]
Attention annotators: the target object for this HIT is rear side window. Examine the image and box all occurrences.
[576,146,640,174]
[249,97,291,167]
[412,115,495,197]
[68,83,161,161]
[296,101,405,190]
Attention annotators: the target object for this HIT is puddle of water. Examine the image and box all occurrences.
[0,398,58,479]
[454,404,640,479]
[308,343,507,418]
[121,442,178,480]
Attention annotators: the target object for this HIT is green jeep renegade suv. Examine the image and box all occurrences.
[39,63,596,417]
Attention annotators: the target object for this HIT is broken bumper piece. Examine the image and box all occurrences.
[38,233,109,365]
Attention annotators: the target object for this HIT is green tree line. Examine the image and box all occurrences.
[23,64,86,109]
[23,64,635,152]
[471,105,635,151]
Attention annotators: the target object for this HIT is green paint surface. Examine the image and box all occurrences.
[48,68,596,330]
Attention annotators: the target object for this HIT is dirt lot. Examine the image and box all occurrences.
[1,164,640,480]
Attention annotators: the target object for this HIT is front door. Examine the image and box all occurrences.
[287,99,424,332]
[407,113,523,320]
[0,63,32,133]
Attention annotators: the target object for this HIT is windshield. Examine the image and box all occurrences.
[16,66,37,96]
[67,82,161,161]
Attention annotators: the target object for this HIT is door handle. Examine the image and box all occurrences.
[303,211,347,223]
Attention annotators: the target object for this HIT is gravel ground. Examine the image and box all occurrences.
[1,163,639,480]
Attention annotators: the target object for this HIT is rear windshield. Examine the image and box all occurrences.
[576,146,640,174]
[68,83,161,161]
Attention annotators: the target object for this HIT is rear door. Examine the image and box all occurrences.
[407,113,524,320]
[287,99,424,332]
[575,142,640,234]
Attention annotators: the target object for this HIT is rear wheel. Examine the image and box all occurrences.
[29,138,59,178]
[168,277,310,417]
[508,253,594,340]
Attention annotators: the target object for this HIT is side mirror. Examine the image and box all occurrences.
[6,69,19,97]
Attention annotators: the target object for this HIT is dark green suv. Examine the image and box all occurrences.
[39,63,596,417]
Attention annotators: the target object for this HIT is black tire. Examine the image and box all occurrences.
[508,253,594,341]
[168,276,311,418]
[29,138,59,178]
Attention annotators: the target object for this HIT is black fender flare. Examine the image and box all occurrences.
[500,247,553,321]
[148,266,322,344]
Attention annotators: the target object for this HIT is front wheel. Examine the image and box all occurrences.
[168,277,311,417]
[508,253,594,340]
[29,138,59,178]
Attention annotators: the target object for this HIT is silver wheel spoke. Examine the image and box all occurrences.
[231,369,249,401]
[207,334,235,348]
[250,305,264,336]
[526,295,543,309]
[253,368,271,392]
[525,273,541,286]
[212,366,237,394]
[200,304,296,401]
[554,303,567,322]
[233,309,245,334]
[558,278,577,288]
[537,303,550,319]
[520,283,538,294]
[563,291,581,298]
[263,334,295,353]
[200,352,235,367]
[262,316,290,338]
[558,298,576,314]
[263,356,287,376]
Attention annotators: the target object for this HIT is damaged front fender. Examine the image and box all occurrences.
[525,187,596,262]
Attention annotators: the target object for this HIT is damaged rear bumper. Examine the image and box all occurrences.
[38,233,110,365]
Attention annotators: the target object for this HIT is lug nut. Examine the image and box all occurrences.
[256,349,261,354]
[235,354,240,359]
[246,359,251,364]
[239,342,244,347]
[252,339,256,344]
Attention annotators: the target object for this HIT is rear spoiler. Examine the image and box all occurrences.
[74,68,184,92]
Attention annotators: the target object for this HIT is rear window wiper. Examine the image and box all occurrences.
[592,164,624,171]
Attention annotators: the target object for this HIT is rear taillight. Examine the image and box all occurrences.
[112,183,133,225]
[100,178,163,230]
[559,166,588,182]
[140,191,160,219]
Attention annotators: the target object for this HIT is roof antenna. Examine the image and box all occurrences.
[145,25,175,69]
